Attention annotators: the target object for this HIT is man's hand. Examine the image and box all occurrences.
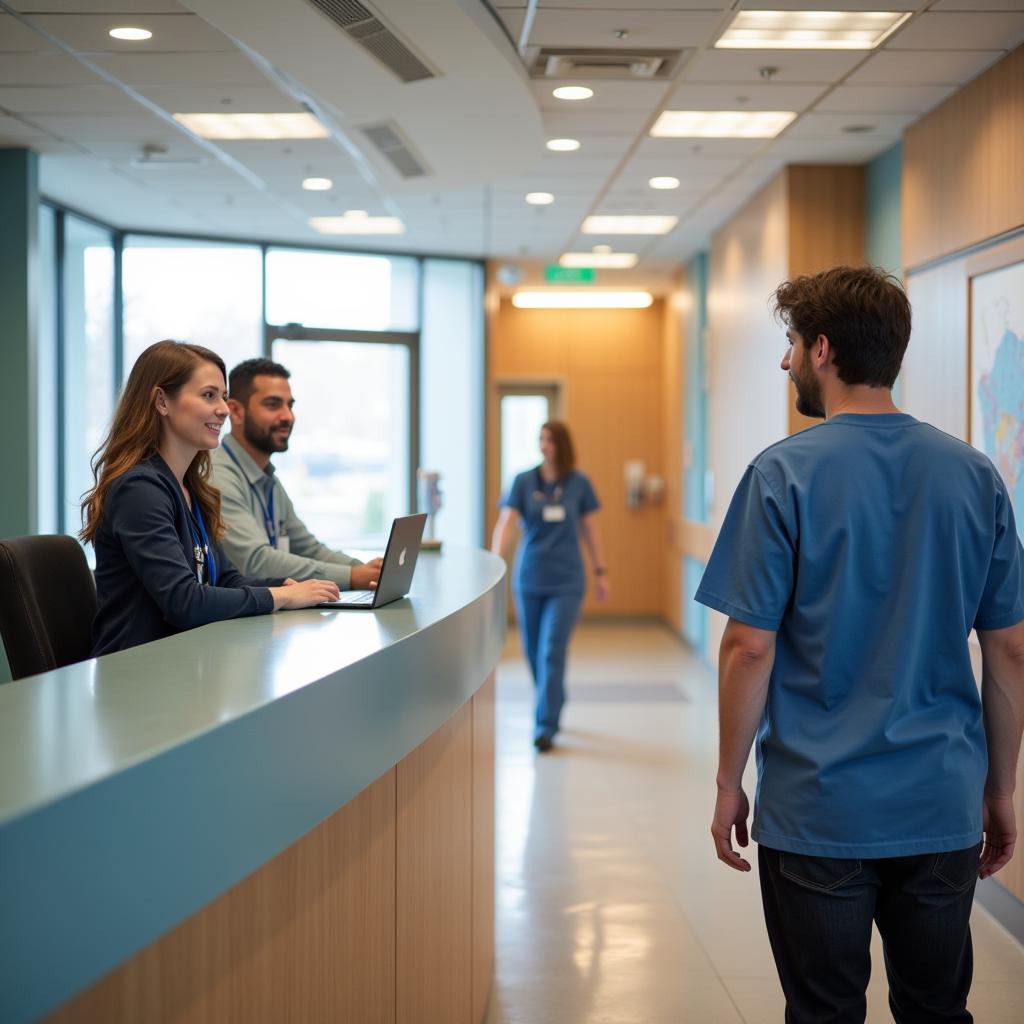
[594,575,610,603]
[980,791,1017,879]
[351,558,384,590]
[712,785,752,872]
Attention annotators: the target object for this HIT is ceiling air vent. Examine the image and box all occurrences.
[305,0,436,83]
[360,122,430,178]
[526,47,686,81]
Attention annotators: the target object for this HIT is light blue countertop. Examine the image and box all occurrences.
[0,546,506,1022]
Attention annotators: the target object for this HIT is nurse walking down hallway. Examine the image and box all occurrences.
[491,421,609,752]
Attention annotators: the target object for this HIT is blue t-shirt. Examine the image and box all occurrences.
[696,413,1024,858]
[504,467,600,594]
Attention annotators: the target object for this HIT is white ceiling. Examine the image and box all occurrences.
[0,0,1022,288]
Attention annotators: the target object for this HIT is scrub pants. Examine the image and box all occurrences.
[515,589,583,741]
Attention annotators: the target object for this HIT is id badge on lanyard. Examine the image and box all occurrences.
[535,470,567,523]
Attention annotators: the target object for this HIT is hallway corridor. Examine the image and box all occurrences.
[485,622,1024,1024]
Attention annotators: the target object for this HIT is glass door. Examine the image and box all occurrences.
[271,337,411,549]
[498,385,560,500]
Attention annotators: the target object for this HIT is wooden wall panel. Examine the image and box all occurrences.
[47,769,397,1024]
[487,299,666,617]
[471,674,496,1023]
[903,45,1024,270]
[786,164,867,436]
[396,701,473,1024]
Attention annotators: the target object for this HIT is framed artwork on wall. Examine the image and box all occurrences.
[968,241,1024,543]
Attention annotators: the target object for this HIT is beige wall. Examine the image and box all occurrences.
[486,295,667,617]
[661,272,687,634]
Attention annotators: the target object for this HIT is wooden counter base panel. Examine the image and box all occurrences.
[46,675,497,1024]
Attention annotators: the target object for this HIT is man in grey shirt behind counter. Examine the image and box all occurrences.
[209,358,382,591]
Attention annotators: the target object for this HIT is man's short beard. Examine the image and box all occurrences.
[792,370,825,419]
[243,416,289,455]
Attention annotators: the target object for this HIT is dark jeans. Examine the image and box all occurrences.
[759,843,981,1024]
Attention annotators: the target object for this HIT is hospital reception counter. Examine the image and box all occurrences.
[0,546,506,1024]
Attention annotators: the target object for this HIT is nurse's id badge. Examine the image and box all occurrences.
[542,504,567,522]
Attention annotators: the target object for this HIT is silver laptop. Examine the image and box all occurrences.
[319,513,427,610]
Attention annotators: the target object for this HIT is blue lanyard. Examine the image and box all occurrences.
[188,493,218,586]
[222,440,277,547]
[533,468,564,505]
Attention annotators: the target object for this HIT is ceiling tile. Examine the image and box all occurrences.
[90,53,270,87]
[0,52,102,85]
[741,0,917,9]
[764,135,900,162]
[0,84,143,115]
[26,14,236,54]
[931,0,1024,8]
[814,84,957,114]
[533,79,668,111]
[12,1,189,11]
[846,49,1004,85]
[887,12,1024,50]
[136,84,302,114]
[684,48,864,84]
[664,82,828,111]
[542,109,651,134]
[784,111,919,137]
[0,13,58,52]
[526,10,725,49]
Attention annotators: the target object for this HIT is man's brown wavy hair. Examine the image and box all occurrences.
[772,265,911,389]
[80,340,227,544]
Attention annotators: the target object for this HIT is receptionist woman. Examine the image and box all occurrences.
[491,420,609,752]
[82,340,339,656]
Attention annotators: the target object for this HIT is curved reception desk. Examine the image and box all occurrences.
[0,547,506,1024]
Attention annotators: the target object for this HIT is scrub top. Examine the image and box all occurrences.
[696,413,1024,858]
[504,467,600,595]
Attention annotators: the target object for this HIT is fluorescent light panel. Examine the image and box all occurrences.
[717,10,910,50]
[582,215,678,235]
[302,177,332,191]
[650,110,795,138]
[525,192,555,205]
[513,291,653,309]
[560,252,638,269]
[174,112,328,140]
[309,216,405,235]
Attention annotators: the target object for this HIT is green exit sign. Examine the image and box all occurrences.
[544,265,596,284]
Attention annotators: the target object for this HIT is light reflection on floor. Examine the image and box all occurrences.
[484,621,1024,1024]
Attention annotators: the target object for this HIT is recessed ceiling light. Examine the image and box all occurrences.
[582,215,678,235]
[560,252,639,269]
[513,291,653,309]
[649,176,680,190]
[546,138,581,152]
[716,10,910,50]
[173,112,328,140]
[302,177,333,191]
[109,27,152,41]
[553,86,594,101]
[650,110,796,138]
[592,244,612,254]
[309,215,405,235]
[525,192,555,205]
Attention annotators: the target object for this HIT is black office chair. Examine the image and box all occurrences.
[0,535,97,682]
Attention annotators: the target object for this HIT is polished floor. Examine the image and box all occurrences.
[484,621,1024,1024]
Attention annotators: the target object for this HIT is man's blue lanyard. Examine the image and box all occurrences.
[188,494,218,586]
[222,439,277,548]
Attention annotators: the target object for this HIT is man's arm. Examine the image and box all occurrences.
[977,620,1024,879]
[713,617,777,873]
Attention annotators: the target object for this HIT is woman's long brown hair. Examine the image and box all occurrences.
[541,420,576,478]
[80,340,228,545]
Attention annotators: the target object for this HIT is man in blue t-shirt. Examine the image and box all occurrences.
[696,265,1024,1023]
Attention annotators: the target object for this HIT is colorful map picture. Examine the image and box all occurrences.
[971,260,1024,542]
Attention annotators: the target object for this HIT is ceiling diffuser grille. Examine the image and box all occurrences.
[360,122,429,178]
[305,0,435,83]
[527,47,686,81]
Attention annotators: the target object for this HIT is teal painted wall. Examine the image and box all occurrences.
[682,252,710,656]
[866,143,902,276]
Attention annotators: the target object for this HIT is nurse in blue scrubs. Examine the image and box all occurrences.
[491,421,609,752]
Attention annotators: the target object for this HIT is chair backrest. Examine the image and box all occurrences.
[0,535,97,681]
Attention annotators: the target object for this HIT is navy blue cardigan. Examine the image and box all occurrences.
[91,454,283,656]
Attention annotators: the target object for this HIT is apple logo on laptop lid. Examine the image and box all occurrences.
[399,547,407,566]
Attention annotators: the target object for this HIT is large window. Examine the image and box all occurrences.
[61,214,115,533]
[266,249,418,332]
[34,205,484,549]
[122,238,263,377]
